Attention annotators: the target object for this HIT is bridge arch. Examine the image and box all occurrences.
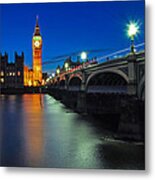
[53,81,58,87]
[59,79,65,85]
[59,79,66,89]
[138,75,145,100]
[86,69,129,93]
[68,74,82,91]
[68,73,82,85]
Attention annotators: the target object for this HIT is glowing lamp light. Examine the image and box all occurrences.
[127,22,139,39]
[56,68,60,74]
[46,78,50,82]
[42,79,45,85]
[81,52,87,60]
[65,62,69,69]
[28,80,32,87]
[127,21,140,53]
[52,73,55,77]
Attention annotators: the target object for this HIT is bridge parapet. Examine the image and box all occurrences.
[49,51,145,100]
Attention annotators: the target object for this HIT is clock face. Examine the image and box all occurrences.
[34,40,40,47]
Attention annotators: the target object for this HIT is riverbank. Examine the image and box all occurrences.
[48,90,144,142]
[0,87,48,94]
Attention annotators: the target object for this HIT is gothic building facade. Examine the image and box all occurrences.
[0,16,45,89]
[24,16,43,87]
[0,52,24,88]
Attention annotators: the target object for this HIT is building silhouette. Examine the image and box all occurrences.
[0,52,24,88]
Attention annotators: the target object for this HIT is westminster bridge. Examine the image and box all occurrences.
[47,51,145,140]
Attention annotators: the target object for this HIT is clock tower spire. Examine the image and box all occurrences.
[32,15,42,86]
[34,15,41,36]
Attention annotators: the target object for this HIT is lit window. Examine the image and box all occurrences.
[1,71,4,76]
[36,67,40,71]
[28,80,32,86]
[13,72,15,76]
[18,71,21,76]
[9,72,12,76]
[1,78,4,83]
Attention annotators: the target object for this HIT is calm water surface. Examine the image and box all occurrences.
[0,94,144,169]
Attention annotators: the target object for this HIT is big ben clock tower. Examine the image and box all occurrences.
[32,16,42,86]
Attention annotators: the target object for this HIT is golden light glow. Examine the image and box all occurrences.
[42,79,45,85]
[1,78,4,83]
[36,66,40,71]
[1,71,4,76]
[18,71,21,76]
[24,66,34,86]
[33,81,36,86]
[28,80,32,86]
[34,40,40,47]
[23,94,43,164]
[24,18,43,87]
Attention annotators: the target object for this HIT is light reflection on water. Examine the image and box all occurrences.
[0,94,144,169]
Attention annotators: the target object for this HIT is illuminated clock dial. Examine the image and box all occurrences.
[34,41,40,47]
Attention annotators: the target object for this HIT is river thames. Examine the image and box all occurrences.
[0,94,144,169]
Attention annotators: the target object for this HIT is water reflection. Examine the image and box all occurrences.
[0,94,144,169]
[22,94,44,166]
[0,95,26,167]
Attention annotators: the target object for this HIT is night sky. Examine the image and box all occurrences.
[0,1,144,73]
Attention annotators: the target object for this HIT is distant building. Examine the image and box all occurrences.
[0,16,46,89]
[24,66,33,86]
[0,52,24,88]
[32,16,43,86]
[24,16,44,87]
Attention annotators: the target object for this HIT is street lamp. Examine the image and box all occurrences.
[65,62,69,71]
[52,73,55,77]
[127,21,139,53]
[81,52,87,61]
[56,68,60,75]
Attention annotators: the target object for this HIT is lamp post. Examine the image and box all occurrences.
[64,62,69,71]
[56,65,61,76]
[56,68,60,75]
[81,52,87,69]
[127,21,139,53]
[81,52,87,61]
[52,73,55,78]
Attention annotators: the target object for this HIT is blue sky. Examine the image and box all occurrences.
[0,1,145,73]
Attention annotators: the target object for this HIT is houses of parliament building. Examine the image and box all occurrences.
[0,16,45,89]
[24,16,43,87]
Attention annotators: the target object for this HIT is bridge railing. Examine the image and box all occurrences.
[87,86,127,94]
[59,86,66,90]
[68,86,81,91]
[97,43,145,63]
[47,43,144,84]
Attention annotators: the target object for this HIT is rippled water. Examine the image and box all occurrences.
[0,94,144,169]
